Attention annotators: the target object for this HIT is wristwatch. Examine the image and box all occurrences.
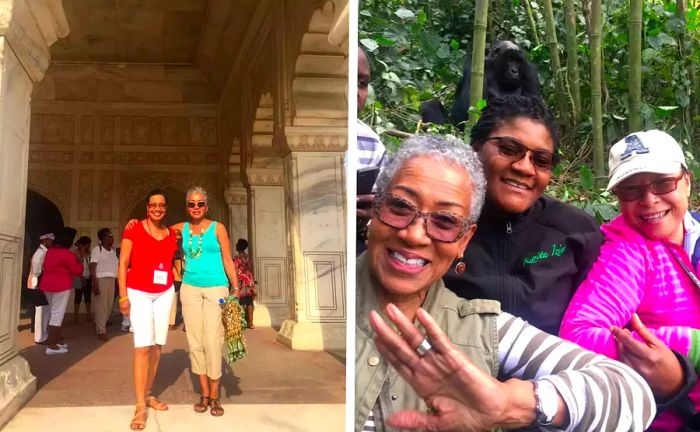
[534,380,559,426]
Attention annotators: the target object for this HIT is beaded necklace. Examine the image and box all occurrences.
[188,223,205,259]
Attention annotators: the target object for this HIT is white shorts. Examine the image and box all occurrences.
[45,290,71,326]
[127,286,175,348]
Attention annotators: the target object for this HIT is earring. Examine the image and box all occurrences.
[454,259,466,274]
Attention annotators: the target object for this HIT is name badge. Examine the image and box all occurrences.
[153,270,168,285]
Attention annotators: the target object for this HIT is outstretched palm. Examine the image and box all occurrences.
[370,306,516,431]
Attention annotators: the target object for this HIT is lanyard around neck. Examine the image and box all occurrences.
[667,245,700,290]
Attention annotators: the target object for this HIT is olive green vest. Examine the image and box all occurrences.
[355,253,501,432]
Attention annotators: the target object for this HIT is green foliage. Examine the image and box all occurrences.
[360,0,700,217]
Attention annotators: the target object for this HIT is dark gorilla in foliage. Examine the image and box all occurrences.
[420,41,541,128]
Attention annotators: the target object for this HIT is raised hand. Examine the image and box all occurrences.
[611,313,684,399]
[370,304,537,431]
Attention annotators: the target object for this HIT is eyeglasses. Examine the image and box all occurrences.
[373,193,471,243]
[614,173,686,202]
[147,203,167,209]
[105,233,113,238]
[187,201,206,209]
[485,136,558,171]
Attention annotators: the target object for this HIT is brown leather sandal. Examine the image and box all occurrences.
[130,405,147,431]
[210,398,224,417]
[194,395,209,413]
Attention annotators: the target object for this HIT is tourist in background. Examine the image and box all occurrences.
[234,238,256,329]
[91,228,119,342]
[72,236,92,323]
[28,231,54,343]
[39,227,82,354]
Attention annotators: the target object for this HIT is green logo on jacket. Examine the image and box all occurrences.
[523,243,566,266]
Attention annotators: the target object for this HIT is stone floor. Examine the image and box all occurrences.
[2,314,346,431]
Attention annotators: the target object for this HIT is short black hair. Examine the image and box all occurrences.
[55,227,77,248]
[97,228,112,241]
[146,188,167,204]
[236,238,248,253]
[75,236,91,246]
[470,96,559,155]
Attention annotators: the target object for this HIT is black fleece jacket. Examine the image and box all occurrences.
[444,196,604,336]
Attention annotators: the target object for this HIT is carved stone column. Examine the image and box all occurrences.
[246,168,288,328]
[0,0,68,427]
[277,127,346,351]
[224,186,249,245]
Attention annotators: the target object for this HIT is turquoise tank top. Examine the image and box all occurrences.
[182,221,229,287]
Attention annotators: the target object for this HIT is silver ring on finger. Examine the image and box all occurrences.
[416,337,432,357]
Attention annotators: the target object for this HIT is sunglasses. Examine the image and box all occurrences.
[147,203,167,209]
[374,193,471,243]
[485,136,558,171]
[187,201,206,209]
[614,173,685,202]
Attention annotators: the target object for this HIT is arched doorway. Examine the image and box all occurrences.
[21,190,64,309]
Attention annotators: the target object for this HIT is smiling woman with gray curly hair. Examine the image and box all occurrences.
[355,133,656,432]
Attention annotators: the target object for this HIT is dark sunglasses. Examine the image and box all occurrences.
[373,193,471,243]
[187,201,206,209]
[147,203,167,209]
[485,136,558,171]
[614,173,686,202]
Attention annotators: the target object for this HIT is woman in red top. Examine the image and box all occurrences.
[39,227,82,355]
[118,189,177,431]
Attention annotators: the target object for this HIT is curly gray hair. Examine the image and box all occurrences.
[374,134,486,223]
[186,186,208,203]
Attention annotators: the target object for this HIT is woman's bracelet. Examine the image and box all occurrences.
[118,296,129,303]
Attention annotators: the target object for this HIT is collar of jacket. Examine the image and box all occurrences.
[356,252,443,338]
[480,196,546,233]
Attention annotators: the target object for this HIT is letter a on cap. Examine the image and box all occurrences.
[620,134,650,160]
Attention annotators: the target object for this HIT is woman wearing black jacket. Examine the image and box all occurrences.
[443,96,603,336]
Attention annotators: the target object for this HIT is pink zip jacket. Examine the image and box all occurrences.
[560,213,700,431]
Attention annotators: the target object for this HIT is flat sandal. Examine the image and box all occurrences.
[194,395,209,413]
[210,398,224,417]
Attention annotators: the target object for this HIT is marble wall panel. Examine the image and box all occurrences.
[40,115,73,144]
[77,171,93,221]
[101,116,115,145]
[81,115,95,145]
[98,171,113,221]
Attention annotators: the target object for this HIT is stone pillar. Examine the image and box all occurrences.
[0,0,68,427]
[224,186,249,244]
[246,168,289,328]
[277,127,346,352]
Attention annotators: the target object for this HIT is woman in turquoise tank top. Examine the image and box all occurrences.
[127,186,240,417]
[176,187,240,417]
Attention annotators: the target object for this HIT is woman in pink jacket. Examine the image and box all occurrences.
[560,130,700,430]
[39,227,83,355]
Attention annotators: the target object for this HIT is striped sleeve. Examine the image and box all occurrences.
[497,313,656,431]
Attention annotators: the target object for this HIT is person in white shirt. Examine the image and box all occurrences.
[90,228,119,341]
[28,232,54,344]
[357,47,386,255]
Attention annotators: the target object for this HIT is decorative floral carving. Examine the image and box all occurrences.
[78,171,93,221]
[98,171,113,221]
[27,169,71,219]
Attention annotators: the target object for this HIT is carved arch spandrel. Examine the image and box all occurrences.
[290,0,348,128]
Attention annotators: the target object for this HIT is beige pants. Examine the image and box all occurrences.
[94,277,115,334]
[181,283,228,380]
